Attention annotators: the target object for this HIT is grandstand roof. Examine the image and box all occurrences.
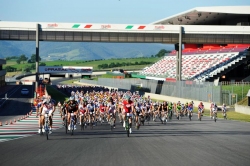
[151,6,250,25]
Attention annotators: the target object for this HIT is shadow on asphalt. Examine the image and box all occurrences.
[39,122,250,140]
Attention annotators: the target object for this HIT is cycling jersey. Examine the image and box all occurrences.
[107,102,116,114]
[87,103,95,113]
[123,100,133,113]
[41,103,53,115]
[67,101,78,113]
[198,104,204,112]
[188,104,193,112]
[176,105,181,112]
[79,104,87,114]
[100,105,106,113]
[162,104,168,112]
[168,105,173,111]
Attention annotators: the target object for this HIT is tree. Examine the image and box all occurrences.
[31,64,36,70]
[5,66,16,72]
[16,59,21,64]
[29,54,41,63]
[40,62,46,66]
[19,54,28,64]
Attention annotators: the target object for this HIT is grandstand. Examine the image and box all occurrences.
[140,6,250,82]
[140,44,250,82]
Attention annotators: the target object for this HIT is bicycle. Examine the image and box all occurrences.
[145,112,150,125]
[168,110,172,122]
[109,113,114,131]
[44,111,50,140]
[125,113,131,137]
[198,109,203,121]
[213,111,217,122]
[80,113,86,131]
[161,111,167,124]
[69,113,75,135]
[89,112,94,130]
[222,107,227,120]
[135,114,142,130]
[188,111,192,121]
[64,113,68,134]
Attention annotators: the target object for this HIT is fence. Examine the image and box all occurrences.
[220,81,250,105]
[79,78,221,104]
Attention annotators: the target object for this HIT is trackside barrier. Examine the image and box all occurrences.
[75,80,211,108]
[235,104,250,115]
[79,78,221,104]
[144,92,211,109]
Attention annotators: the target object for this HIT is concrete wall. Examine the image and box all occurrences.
[145,92,211,109]
[235,104,250,115]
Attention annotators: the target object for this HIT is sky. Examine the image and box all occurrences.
[1,0,250,24]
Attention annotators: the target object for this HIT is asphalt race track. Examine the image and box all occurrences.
[0,112,249,166]
[0,85,33,123]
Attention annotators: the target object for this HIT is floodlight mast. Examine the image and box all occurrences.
[35,24,40,94]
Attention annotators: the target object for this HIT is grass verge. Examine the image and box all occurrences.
[201,109,250,122]
[45,85,68,103]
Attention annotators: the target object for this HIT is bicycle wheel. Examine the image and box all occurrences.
[45,123,49,140]
[110,118,113,131]
[71,120,74,135]
[127,128,129,137]
[90,119,93,130]
[65,119,67,134]
[82,122,85,131]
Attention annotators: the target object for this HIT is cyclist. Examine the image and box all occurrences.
[197,102,204,120]
[79,101,88,125]
[99,102,106,123]
[66,96,78,130]
[61,101,68,126]
[107,97,116,128]
[135,102,143,126]
[87,101,96,126]
[45,96,55,133]
[38,99,54,134]
[211,102,218,119]
[168,102,173,120]
[210,102,215,119]
[187,101,193,119]
[57,101,62,118]
[123,95,134,133]
[184,102,189,116]
[159,101,168,123]
[176,101,182,120]
[222,103,227,119]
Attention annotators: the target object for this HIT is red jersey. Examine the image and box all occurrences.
[123,100,133,113]
[100,105,106,112]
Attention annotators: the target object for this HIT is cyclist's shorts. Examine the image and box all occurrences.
[42,109,53,116]
[80,110,86,115]
[125,112,133,117]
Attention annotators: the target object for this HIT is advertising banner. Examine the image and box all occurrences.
[39,66,93,74]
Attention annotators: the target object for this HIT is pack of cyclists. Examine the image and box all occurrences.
[36,85,227,134]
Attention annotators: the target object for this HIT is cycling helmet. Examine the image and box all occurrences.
[43,99,47,104]
[125,95,130,100]
[69,96,75,101]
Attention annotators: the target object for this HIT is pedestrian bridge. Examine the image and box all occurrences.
[0,22,250,44]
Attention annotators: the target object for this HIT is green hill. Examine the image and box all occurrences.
[0,41,173,60]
